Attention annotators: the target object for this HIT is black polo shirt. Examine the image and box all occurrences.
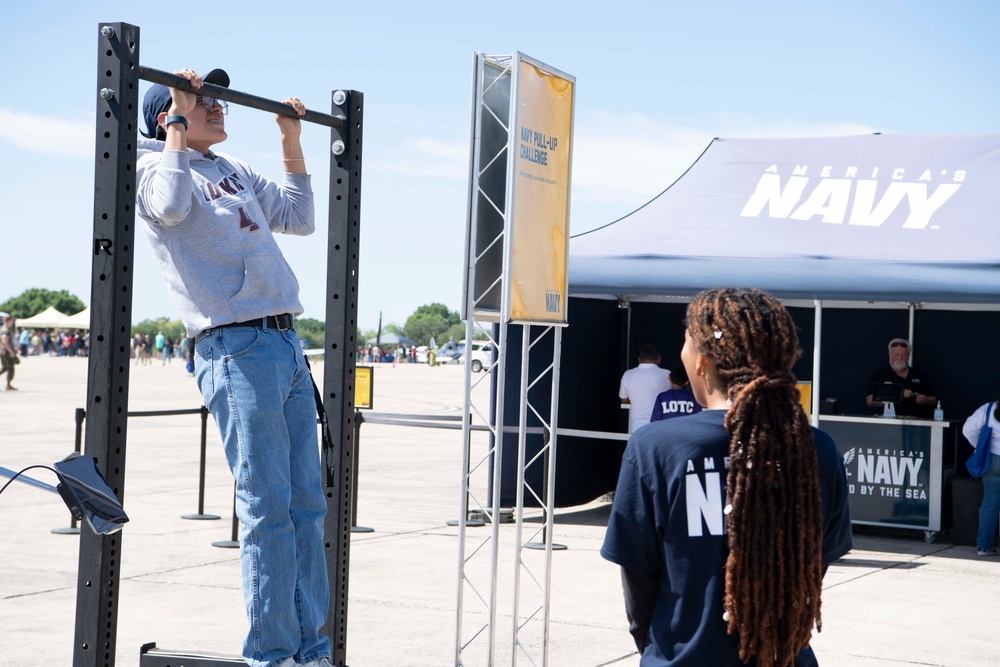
[867,366,934,418]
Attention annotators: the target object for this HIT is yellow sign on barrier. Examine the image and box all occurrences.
[356,366,373,410]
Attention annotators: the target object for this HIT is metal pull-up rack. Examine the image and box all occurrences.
[75,21,363,667]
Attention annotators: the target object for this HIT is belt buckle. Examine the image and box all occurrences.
[276,314,291,331]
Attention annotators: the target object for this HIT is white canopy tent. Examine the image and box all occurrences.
[16,306,68,329]
[58,308,91,330]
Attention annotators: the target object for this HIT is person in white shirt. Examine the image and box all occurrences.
[963,400,1000,556]
[619,344,671,434]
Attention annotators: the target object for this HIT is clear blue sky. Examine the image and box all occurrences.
[1,1,997,331]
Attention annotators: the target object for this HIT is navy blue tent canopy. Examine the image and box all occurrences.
[569,134,1000,303]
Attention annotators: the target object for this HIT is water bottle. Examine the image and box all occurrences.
[933,401,944,421]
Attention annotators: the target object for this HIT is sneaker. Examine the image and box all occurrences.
[298,659,334,667]
[977,548,999,557]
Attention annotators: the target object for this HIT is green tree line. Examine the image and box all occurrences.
[2,288,473,349]
[0,288,86,319]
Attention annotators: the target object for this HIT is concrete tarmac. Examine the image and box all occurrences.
[0,355,997,666]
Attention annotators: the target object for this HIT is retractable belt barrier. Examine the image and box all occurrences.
[359,412,631,441]
[55,406,217,538]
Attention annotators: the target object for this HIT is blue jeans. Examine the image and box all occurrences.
[978,453,1000,551]
[195,324,330,667]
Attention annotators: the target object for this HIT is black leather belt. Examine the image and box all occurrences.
[217,313,294,331]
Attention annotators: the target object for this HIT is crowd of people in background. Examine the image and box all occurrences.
[362,344,420,364]
[0,316,213,375]
[0,316,94,392]
[131,331,190,366]
[0,317,199,366]
[1,324,90,358]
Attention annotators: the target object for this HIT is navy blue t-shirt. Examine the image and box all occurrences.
[650,388,703,422]
[601,410,853,666]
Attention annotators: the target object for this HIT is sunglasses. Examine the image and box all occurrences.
[195,95,229,115]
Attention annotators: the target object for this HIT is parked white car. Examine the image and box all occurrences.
[459,340,493,373]
[420,339,492,370]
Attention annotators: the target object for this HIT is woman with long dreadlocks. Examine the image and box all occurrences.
[601,288,852,667]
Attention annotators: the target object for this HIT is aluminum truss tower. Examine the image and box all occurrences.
[454,53,567,667]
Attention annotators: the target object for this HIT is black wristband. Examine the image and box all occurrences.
[164,115,188,130]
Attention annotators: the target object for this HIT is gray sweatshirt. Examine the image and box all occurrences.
[136,138,315,337]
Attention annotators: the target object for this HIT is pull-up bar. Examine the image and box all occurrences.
[137,65,346,129]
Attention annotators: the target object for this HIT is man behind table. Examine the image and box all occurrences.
[866,338,937,418]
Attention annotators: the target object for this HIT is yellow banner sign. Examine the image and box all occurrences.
[508,57,574,324]
[797,381,811,417]
[356,365,373,410]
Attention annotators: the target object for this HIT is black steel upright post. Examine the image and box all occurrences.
[74,21,140,667]
[321,90,363,666]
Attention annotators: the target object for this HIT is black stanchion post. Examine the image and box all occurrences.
[212,483,239,549]
[351,411,373,533]
[526,431,566,551]
[182,406,221,520]
[74,408,85,454]
[52,408,86,535]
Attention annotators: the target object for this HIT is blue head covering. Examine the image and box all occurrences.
[141,68,230,139]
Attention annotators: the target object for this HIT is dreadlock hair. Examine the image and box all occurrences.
[685,287,824,667]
